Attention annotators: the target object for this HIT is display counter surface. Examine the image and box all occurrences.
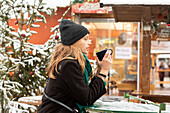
[87,101,158,113]
[86,96,170,113]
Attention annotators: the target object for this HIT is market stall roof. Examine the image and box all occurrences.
[100,0,170,22]
[28,0,72,8]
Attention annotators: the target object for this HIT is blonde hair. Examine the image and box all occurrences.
[47,43,86,79]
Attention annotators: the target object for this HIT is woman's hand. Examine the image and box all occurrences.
[97,50,113,75]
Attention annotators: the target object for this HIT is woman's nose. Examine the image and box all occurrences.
[88,40,92,45]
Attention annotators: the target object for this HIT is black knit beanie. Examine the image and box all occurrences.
[59,19,89,45]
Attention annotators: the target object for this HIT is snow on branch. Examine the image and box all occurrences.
[31,24,40,28]
[50,25,59,32]
[9,31,20,38]
[24,57,41,66]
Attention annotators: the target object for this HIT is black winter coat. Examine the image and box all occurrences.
[37,59,106,113]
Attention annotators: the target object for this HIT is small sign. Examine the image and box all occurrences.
[156,29,170,41]
[151,41,170,53]
[160,29,169,37]
[72,2,111,14]
[115,47,132,59]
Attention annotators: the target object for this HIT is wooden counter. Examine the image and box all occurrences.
[132,90,170,103]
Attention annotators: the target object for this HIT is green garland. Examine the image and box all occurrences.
[73,0,84,4]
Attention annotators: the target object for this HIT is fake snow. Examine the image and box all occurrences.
[9,101,37,113]
[92,101,159,112]
[18,95,42,104]
[88,97,170,112]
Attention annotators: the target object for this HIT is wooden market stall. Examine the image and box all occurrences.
[99,0,170,103]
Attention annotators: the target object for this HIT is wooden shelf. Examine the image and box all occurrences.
[117,83,137,91]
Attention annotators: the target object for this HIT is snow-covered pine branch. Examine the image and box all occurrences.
[50,25,59,32]
[31,24,40,28]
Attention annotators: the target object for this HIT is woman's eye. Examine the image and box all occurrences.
[84,38,88,40]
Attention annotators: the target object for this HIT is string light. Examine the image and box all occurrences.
[15,21,18,25]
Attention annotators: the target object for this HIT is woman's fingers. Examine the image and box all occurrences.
[103,50,110,59]
[108,52,112,61]
[97,49,113,72]
[96,56,100,64]
[103,50,112,61]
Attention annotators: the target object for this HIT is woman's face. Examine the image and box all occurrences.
[76,34,91,54]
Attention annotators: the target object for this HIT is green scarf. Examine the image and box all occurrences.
[75,53,92,113]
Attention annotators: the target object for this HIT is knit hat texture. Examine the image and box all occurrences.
[59,19,89,45]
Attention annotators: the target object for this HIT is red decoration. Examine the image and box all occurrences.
[15,21,18,25]
[9,72,14,76]
[167,24,170,26]
[158,13,162,18]
[94,0,98,2]
[30,71,34,75]
[163,16,167,19]
[21,34,26,38]
[55,35,59,40]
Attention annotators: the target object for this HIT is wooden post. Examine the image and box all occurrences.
[140,21,151,93]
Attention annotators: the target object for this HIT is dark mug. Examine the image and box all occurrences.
[96,49,113,61]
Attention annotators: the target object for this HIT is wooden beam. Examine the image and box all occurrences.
[143,7,152,21]
[80,13,114,18]
[115,7,143,12]
[117,15,142,22]
[112,7,118,22]
[110,6,167,22]
[141,30,151,93]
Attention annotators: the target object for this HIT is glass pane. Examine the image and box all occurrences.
[82,21,138,95]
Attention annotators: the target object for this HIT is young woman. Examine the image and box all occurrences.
[37,19,112,113]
